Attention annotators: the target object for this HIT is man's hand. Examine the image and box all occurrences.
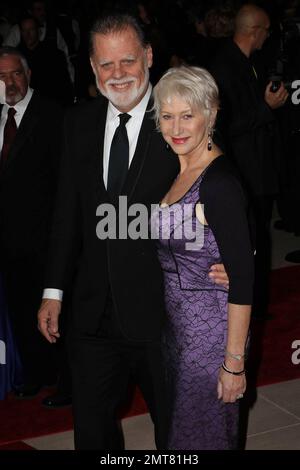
[209,263,229,288]
[265,81,288,109]
[38,299,62,343]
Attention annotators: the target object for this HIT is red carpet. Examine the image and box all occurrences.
[0,442,35,450]
[0,266,299,446]
[0,385,147,447]
[248,265,300,386]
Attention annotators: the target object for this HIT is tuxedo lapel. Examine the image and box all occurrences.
[122,104,155,202]
[90,98,108,203]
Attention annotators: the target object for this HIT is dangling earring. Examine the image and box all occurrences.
[207,127,213,151]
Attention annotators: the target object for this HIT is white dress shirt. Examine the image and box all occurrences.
[43,84,152,301]
[0,87,33,158]
[103,84,152,187]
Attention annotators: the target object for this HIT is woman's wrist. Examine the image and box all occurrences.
[223,355,245,372]
[221,361,245,376]
[225,349,246,361]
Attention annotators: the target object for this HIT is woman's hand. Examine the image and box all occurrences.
[217,363,246,403]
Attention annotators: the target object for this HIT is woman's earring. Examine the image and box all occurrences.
[208,127,213,151]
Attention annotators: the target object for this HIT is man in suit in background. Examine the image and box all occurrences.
[209,4,288,319]
[18,15,74,106]
[0,46,64,398]
[37,14,228,450]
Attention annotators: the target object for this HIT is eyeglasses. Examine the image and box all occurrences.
[255,25,271,36]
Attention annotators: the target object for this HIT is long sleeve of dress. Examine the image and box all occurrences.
[199,156,254,305]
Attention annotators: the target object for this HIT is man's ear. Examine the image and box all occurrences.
[26,68,32,84]
[145,44,153,69]
[90,58,96,76]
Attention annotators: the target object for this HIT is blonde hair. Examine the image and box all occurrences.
[153,66,219,127]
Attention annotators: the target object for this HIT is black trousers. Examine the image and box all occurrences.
[67,295,168,450]
[252,194,274,316]
[277,131,300,235]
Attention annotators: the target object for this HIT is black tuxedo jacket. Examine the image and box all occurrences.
[45,95,179,340]
[0,92,63,264]
[209,40,280,196]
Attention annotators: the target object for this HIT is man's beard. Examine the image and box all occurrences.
[96,65,149,110]
[5,85,22,105]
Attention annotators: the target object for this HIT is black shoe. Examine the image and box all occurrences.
[285,250,300,263]
[14,383,42,398]
[42,392,72,408]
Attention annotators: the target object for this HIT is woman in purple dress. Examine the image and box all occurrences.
[151,66,254,450]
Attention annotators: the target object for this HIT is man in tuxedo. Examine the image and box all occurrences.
[0,46,64,396]
[37,14,227,450]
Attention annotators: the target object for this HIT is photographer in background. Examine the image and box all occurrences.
[209,4,288,320]
[269,14,300,256]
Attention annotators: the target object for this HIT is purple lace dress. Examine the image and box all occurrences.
[152,169,239,450]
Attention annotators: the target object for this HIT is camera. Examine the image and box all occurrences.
[270,80,281,93]
[269,73,282,93]
[267,17,300,96]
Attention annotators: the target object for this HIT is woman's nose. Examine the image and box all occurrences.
[172,119,182,135]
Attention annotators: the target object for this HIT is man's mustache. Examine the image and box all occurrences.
[106,78,136,86]
[6,85,18,94]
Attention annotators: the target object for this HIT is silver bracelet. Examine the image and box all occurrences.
[225,349,245,361]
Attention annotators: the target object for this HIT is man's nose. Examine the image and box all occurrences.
[4,74,14,86]
[113,63,125,79]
